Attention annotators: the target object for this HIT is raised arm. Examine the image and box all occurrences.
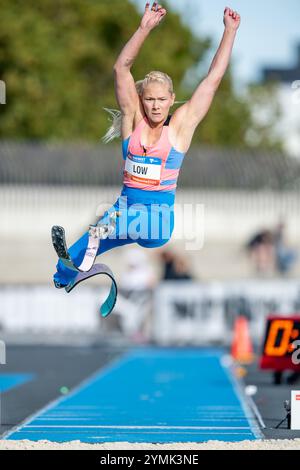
[113,3,167,118]
[173,7,241,133]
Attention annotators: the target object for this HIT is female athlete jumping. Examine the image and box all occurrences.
[53,3,241,299]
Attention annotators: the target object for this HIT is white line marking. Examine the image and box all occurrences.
[246,394,266,429]
[221,358,263,439]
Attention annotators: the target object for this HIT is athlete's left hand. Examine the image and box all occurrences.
[223,7,241,31]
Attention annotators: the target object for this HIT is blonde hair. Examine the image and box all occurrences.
[102,71,181,144]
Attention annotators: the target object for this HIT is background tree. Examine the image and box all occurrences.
[0,0,282,151]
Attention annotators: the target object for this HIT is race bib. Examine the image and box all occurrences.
[124,153,162,186]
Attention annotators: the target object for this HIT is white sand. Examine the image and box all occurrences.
[0,439,300,450]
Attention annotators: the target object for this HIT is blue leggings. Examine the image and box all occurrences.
[53,186,175,286]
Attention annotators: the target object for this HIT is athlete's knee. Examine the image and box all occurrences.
[138,237,171,249]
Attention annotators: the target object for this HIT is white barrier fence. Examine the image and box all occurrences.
[0,285,102,335]
[153,280,300,345]
[1,185,300,283]
[0,280,300,345]
[1,185,300,242]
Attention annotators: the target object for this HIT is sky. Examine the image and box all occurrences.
[131,0,300,87]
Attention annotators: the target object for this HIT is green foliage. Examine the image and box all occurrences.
[192,71,253,148]
[0,0,282,151]
[0,0,203,140]
[243,81,283,152]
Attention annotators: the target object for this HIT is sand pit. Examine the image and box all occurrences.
[0,439,300,450]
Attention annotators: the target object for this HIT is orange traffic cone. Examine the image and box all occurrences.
[231,316,254,364]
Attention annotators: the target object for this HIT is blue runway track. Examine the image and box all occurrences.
[4,348,261,443]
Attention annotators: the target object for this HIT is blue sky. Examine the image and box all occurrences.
[131,0,300,87]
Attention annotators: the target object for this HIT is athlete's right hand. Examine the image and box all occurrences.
[140,2,167,31]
